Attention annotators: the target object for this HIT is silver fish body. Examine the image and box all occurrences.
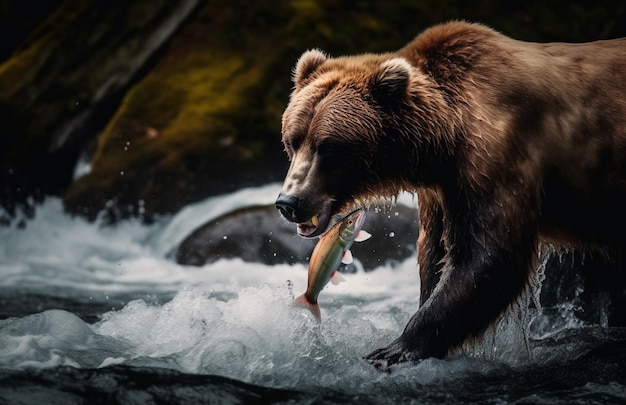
[293,208,370,320]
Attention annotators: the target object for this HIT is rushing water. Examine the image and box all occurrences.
[0,184,624,404]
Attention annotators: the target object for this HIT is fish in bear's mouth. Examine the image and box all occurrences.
[296,203,364,239]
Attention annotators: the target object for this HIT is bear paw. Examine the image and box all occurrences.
[364,339,421,371]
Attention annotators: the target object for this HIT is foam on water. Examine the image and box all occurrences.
[0,265,423,391]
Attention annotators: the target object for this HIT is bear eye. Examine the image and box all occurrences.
[285,136,303,153]
[317,139,335,157]
[283,138,300,159]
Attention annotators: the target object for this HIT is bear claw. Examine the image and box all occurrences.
[364,340,421,371]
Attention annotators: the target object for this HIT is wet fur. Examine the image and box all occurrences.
[279,21,626,369]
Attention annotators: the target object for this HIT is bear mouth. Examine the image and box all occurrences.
[296,203,333,238]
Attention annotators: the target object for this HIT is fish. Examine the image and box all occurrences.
[293,208,371,321]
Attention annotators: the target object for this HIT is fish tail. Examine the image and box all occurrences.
[293,294,321,322]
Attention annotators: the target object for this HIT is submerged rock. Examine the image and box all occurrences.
[172,204,419,272]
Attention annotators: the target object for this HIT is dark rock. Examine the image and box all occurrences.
[172,205,315,267]
[0,0,62,62]
[350,205,420,272]
[172,203,419,272]
[0,0,201,219]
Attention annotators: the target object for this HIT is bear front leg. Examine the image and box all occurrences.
[366,195,538,370]
[416,189,446,306]
[365,194,447,371]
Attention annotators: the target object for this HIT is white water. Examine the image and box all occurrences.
[0,184,621,401]
[0,185,424,388]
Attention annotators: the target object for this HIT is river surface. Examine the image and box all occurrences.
[1,184,624,404]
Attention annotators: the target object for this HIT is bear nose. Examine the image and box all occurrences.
[275,193,303,223]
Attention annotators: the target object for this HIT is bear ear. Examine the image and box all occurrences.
[371,58,412,99]
[292,49,328,87]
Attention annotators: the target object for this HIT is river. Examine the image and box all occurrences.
[1,184,624,404]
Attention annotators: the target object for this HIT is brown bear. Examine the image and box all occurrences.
[275,21,626,369]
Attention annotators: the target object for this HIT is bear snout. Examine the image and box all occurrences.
[275,193,304,223]
[276,192,334,237]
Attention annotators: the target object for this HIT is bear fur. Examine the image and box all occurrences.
[275,21,626,369]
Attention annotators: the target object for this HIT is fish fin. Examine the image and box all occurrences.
[330,271,347,285]
[293,294,321,322]
[354,230,372,242]
[342,250,354,264]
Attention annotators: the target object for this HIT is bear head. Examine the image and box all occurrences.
[276,49,444,237]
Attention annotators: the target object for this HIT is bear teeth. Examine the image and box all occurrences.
[311,215,319,227]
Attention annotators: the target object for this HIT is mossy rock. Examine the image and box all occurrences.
[64,2,294,221]
[0,0,200,219]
